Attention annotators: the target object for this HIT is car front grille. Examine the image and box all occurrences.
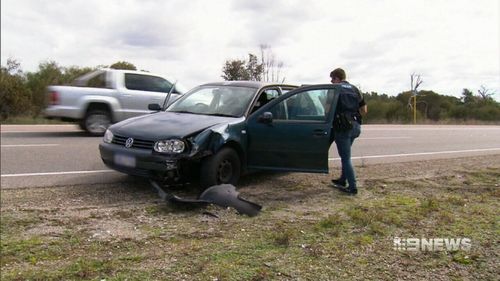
[112,134,155,150]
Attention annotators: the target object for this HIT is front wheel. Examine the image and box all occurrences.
[83,110,111,136]
[200,147,241,188]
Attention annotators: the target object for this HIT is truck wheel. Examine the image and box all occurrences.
[200,147,241,188]
[78,120,86,131]
[84,110,111,136]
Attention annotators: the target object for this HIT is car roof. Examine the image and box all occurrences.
[98,68,187,92]
[200,80,297,89]
[99,68,165,77]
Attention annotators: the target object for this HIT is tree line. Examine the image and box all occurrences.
[1,57,498,123]
[363,88,499,123]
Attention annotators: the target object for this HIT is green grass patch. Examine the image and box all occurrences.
[0,213,43,236]
[1,236,63,266]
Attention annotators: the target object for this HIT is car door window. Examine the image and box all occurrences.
[269,89,334,121]
[265,89,279,101]
[251,89,280,114]
[124,74,173,93]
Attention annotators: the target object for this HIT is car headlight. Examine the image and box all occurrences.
[154,139,185,153]
[103,129,114,144]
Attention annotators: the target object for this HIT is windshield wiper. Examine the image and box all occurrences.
[206,113,238,117]
[169,111,237,117]
[169,110,199,114]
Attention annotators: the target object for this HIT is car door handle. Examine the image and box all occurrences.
[313,129,328,136]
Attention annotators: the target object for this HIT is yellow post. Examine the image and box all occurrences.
[413,95,417,124]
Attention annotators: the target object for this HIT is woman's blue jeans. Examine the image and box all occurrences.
[334,122,361,189]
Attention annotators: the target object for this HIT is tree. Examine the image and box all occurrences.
[417,90,460,121]
[222,54,264,81]
[221,45,286,82]
[246,54,263,81]
[221,59,249,81]
[461,88,476,104]
[259,44,285,83]
[0,58,32,120]
[109,61,137,70]
[410,73,423,93]
[25,61,64,115]
[477,85,494,101]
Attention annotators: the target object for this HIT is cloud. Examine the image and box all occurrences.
[379,30,419,41]
[340,41,390,60]
[230,0,322,46]
[1,0,498,98]
[102,18,188,62]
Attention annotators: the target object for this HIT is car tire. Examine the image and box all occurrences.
[78,120,86,131]
[200,147,241,188]
[83,110,111,136]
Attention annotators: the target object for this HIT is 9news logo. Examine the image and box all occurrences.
[393,237,471,252]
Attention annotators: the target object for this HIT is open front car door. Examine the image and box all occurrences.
[246,84,339,173]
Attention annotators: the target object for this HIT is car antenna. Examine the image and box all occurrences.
[162,80,177,110]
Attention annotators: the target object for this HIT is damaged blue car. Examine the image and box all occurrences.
[99,81,340,188]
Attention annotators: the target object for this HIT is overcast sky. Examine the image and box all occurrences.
[1,0,499,99]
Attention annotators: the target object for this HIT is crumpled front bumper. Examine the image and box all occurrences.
[99,142,185,178]
[150,180,262,216]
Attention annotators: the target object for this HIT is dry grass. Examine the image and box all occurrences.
[1,155,499,280]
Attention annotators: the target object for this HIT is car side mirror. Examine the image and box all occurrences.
[258,112,273,124]
[148,103,162,111]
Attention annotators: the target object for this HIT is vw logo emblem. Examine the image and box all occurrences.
[125,138,134,148]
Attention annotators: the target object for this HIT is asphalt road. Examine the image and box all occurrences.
[1,124,499,189]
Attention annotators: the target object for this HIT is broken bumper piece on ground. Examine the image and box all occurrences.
[149,180,262,217]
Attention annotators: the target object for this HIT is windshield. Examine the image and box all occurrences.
[167,85,257,117]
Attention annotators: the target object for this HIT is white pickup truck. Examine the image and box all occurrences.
[44,68,186,135]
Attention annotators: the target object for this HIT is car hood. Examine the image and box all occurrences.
[111,112,239,140]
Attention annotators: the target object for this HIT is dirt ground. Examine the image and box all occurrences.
[1,155,499,280]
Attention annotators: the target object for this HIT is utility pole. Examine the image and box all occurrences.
[413,95,417,124]
[410,73,423,124]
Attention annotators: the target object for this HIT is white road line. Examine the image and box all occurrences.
[1,144,60,148]
[1,131,81,133]
[329,148,500,161]
[1,170,114,178]
[0,124,76,126]
[2,148,499,178]
[363,127,500,131]
[358,137,411,140]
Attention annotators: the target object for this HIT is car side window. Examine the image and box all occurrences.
[269,89,334,122]
[125,74,173,93]
[250,89,280,114]
[265,89,280,101]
